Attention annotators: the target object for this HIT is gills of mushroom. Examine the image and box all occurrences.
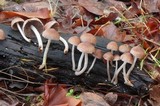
[86,49,102,74]
[0,29,6,40]
[75,42,95,76]
[124,45,145,85]
[76,33,97,72]
[103,52,114,81]
[11,17,31,42]
[44,20,69,54]
[22,18,44,51]
[39,28,60,70]
[111,53,133,86]
[68,36,81,71]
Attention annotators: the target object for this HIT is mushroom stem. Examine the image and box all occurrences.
[39,39,51,69]
[86,57,96,74]
[30,25,43,51]
[75,53,88,75]
[60,36,69,54]
[111,62,126,84]
[71,45,76,71]
[17,23,31,42]
[76,53,85,71]
[123,66,133,86]
[126,57,137,77]
[107,60,111,81]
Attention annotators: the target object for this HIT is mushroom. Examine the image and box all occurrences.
[111,52,133,86]
[86,49,102,74]
[112,54,120,75]
[125,45,145,83]
[119,44,131,53]
[68,36,81,71]
[22,18,44,51]
[11,17,31,42]
[106,41,118,54]
[44,20,69,54]
[103,52,114,81]
[39,28,60,69]
[76,33,97,71]
[0,29,5,40]
[75,42,95,76]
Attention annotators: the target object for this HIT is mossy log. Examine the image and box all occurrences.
[0,24,153,96]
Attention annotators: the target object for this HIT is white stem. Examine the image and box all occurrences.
[115,61,118,71]
[126,57,137,77]
[107,60,111,81]
[71,45,76,71]
[76,53,84,71]
[39,39,51,69]
[75,53,88,76]
[17,23,31,42]
[30,25,43,51]
[111,62,126,84]
[123,66,133,86]
[86,57,96,74]
[60,37,69,54]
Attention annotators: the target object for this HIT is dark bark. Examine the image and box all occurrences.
[0,24,153,96]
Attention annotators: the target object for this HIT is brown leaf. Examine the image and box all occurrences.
[0,8,50,22]
[142,0,160,13]
[78,0,104,15]
[149,85,160,106]
[104,92,118,105]
[80,92,110,106]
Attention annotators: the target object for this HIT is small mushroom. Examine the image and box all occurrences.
[22,18,44,51]
[11,17,31,42]
[103,52,114,81]
[106,41,118,54]
[113,54,120,74]
[86,49,102,74]
[119,44,131,53]
[0,29,5,40]
[68,36,81,71]
[45,20,69,54]
[125,45,145,83]
[39,28,60,69]
[111,52,133,86]
[76,33,97,71]
[75,42,95,76]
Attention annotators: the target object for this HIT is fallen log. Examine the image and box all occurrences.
[0,24,153,96]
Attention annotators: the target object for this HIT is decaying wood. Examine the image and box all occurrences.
[0,24,153,95]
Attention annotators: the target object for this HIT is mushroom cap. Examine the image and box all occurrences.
[106,41,118,51]
[119,44,131,53]
[77,42,95,54]
[103,52,114,61]
[22,18,44,38]
[44,19,59,30]
[93,49,103,59]
[0,29,6,40]
[113,54,120,61]
[130,45,145,59]
[11,17,24,30]
[68,36,81,46]
[80,33,97,45]
[120,52,133,64]
[42,28,60,41]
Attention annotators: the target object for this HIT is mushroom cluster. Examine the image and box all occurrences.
[10,17,68,70]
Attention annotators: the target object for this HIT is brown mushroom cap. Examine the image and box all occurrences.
[113,54,120,61]
[0,29,5,40]
[44,19,59,30]
[103,52,114,61]
[107,41,118,51]
[119,44,131,53]
[22,18,44,38]
[80,33,97,45]
[68,36,81,46]
[93,49,103,59]
[77,42,95,54]
[11,17,24,30]
[42,28,60,41]
[120,52,133,64]
[130,45,145,59]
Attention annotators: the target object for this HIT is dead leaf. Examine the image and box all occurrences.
[149,85,160,106]
[80,92,110,106]
[104,92,118,105]
[78,0,104,15]
[142,0,160,13]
